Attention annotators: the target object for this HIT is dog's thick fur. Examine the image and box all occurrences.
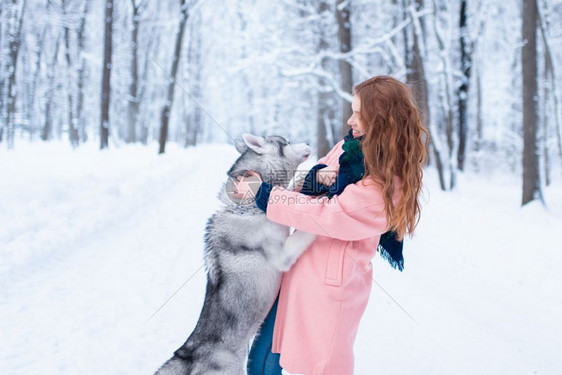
[154,134,315,375]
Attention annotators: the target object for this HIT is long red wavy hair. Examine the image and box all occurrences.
[354,76,428,241]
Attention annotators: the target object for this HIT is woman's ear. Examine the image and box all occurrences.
[242,133,266,154]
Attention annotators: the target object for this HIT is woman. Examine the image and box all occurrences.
[235,76,428,375]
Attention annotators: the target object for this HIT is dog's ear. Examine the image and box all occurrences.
[234,139,248,154]
[242,134,266,154]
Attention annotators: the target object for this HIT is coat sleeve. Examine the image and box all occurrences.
[266,178,396,241]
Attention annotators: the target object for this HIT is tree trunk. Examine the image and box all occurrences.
[100,0,113,150]
[475,61,483,153]
[457,0,471,171]
[521,0,542,205]
[185,14,201,148]
[431,0,456,189]
[63,7,79,147]
[336,0,352,139]
[543,53,550,186]
[0,3,6,143]
[315,0,332,158]
[402,0,410,80]
[127,1,142,143]
[138,27,156,145]
[76,1,89,142]
[406,0,447,190]
[42,36,60,141]
[158,0,188,154]
[235,9,254,136]
[536,0,562,173]
[4,0,27,149]
[28,28,45,141]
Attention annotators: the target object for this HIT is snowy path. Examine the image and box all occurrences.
[1,142,562,374]
[0,143,229,374]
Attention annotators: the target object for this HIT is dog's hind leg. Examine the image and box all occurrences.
[190,348,246,375]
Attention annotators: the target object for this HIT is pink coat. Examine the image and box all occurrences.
[266,140,402,375]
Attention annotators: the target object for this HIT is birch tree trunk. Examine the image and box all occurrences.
[521,0,542,205]
[432,0,456,189]
[537,0,562,174]
[158,0,188,154]
[127,0,145,143]
[100,0,113,149]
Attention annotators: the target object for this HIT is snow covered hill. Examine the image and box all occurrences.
[1,142,561,375]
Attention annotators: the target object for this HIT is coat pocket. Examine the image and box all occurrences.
[324,239,346,286]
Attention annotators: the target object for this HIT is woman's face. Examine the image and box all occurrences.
[347,95,365,137]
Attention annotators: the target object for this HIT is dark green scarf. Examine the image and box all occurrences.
[300,129,405,271]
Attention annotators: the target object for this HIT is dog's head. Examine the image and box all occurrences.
[228,134,311,187]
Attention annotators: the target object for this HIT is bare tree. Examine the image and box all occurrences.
[337,0,352,139]
[456,0,470,171]
[76,0,89,142]
[537,0,562,176]
[405,0,447,190]
[184,10,201,148]
[0,2,6,143]
[316,0,334,158]
[127,0,147,143]
[521,0,542,205]
[2,0,27,148]
[27,24,45,141]
[474,59,483,153]
[138,25,156,145]
[457,0,486,171]
[100,0,113,149]
[61,0,79,147]
[158,0,189,154]
[41,32,60,141]
[431,0,457,189]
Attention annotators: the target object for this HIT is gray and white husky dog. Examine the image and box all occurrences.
[154,134,316,375]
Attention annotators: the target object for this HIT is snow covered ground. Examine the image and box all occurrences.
[1,141,561,375]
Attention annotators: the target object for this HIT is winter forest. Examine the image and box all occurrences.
[1,0,561,199]
[2,0,562,374]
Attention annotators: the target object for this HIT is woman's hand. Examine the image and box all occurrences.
[316,166,338,186]
[290,171,308,192]
[231,171,263,201]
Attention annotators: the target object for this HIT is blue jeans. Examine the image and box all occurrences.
[247,294,283,375]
